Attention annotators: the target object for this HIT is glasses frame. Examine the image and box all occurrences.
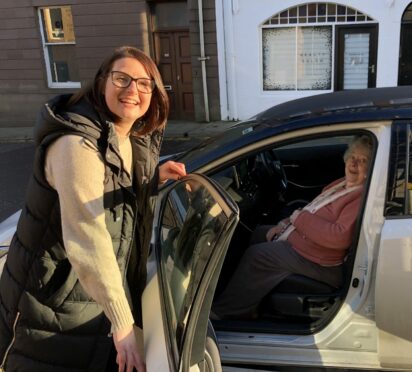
[110,71,156,94]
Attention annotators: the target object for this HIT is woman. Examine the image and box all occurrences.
[0,46,186,372]
[212,135,372,320]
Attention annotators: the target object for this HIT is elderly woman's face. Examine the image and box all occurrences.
[345,145,370,187]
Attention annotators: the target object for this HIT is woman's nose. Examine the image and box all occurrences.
[126,81,140,94]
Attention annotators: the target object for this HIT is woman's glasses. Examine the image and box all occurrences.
[110,71,155,94]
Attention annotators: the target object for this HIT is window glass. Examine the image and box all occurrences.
[343,33,370,89]
[39,6,80,87]
[153,2,189,29]
[385,124,408,216]
[159,179,228,363]
[297,26,332,90]
[263,27,296,90]
[263,26,331,90]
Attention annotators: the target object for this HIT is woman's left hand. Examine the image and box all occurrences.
[159,161,187,184]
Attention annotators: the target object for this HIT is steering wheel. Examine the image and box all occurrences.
[259,150,288,191]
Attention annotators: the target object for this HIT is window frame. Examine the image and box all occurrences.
[37,6,81,89]
[260,3,377,93]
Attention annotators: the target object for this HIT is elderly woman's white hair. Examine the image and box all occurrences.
[343,135,373,164]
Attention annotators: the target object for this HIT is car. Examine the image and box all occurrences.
[2,86,412,371]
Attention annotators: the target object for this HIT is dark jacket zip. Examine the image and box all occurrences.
[0,311,20,371]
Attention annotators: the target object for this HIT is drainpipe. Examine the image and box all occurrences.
[197,0,210,122]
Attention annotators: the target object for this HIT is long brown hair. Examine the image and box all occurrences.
[68,46,169,135]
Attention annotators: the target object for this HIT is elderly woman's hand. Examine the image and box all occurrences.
[266,220,288,242]
[159,161,186,184]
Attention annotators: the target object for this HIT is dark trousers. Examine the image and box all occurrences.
[212,225,342,319]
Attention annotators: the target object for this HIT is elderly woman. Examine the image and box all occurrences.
[212,135,373,320]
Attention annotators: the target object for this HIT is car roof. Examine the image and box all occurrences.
[178,86,412,171]
[255,86,412,124]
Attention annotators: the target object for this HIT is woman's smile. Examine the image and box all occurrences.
[104,57,152,134]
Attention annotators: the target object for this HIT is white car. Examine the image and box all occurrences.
[2,87,412,371]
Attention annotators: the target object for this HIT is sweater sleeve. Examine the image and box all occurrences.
[292,195,362,250]
[45,135,134,332]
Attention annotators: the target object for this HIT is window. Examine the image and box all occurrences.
[38,6,80,88]
[385,123,412,216]
[398,3,412,85]
[262,3,377,91]
[263,26,332,90]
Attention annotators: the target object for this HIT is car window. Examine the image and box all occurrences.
[158,177,234,366]
[385,123,412,216]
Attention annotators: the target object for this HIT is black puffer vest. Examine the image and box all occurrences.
[0,95,162,371]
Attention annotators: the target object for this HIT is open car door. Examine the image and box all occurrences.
[142,174,239,372]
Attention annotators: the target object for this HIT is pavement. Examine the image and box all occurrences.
[0,119,236,144]
[0,119,238,223]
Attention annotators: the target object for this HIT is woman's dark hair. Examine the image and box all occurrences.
[68,46,169,136]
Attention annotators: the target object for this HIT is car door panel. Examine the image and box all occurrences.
[376,220,412,370]
[143,174,239,372]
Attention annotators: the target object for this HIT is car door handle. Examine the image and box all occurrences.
[164,85,172,91]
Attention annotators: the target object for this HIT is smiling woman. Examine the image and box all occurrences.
[0,46,186,372]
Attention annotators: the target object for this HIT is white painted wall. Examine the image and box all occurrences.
[216,0,412,120]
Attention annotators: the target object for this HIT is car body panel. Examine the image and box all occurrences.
[376,219,412,369]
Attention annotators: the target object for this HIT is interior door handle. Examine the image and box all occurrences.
[164,85,172,91]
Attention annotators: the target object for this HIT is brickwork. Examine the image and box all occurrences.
[0,0,150,132]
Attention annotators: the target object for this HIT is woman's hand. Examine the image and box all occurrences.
[113,324,146,372]
[266,224,283,242]
[159,161,186,184]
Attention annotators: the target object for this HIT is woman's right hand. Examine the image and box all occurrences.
[266,224,284,242]
[113,324,146,372]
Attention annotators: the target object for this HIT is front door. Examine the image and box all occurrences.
[335,25,378,90]
[154,31,194,120]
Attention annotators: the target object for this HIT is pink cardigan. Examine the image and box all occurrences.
[287,178,363,266]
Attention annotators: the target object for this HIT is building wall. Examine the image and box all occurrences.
[188,0,220,121]
[217,0,412,120]
[0,0,150,139]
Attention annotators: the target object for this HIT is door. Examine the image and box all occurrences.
[154,31,194,120]
[142,174,239,371]
[335,25,378,90]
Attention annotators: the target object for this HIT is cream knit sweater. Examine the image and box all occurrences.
[45,134,134,332]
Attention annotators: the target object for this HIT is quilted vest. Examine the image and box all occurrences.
[0,95,162,371]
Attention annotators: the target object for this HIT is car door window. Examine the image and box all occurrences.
[158,175,238,369]
[385,122,412,216]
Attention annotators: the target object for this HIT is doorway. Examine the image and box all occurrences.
[335,25,378,90]
[154,31,194,120]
